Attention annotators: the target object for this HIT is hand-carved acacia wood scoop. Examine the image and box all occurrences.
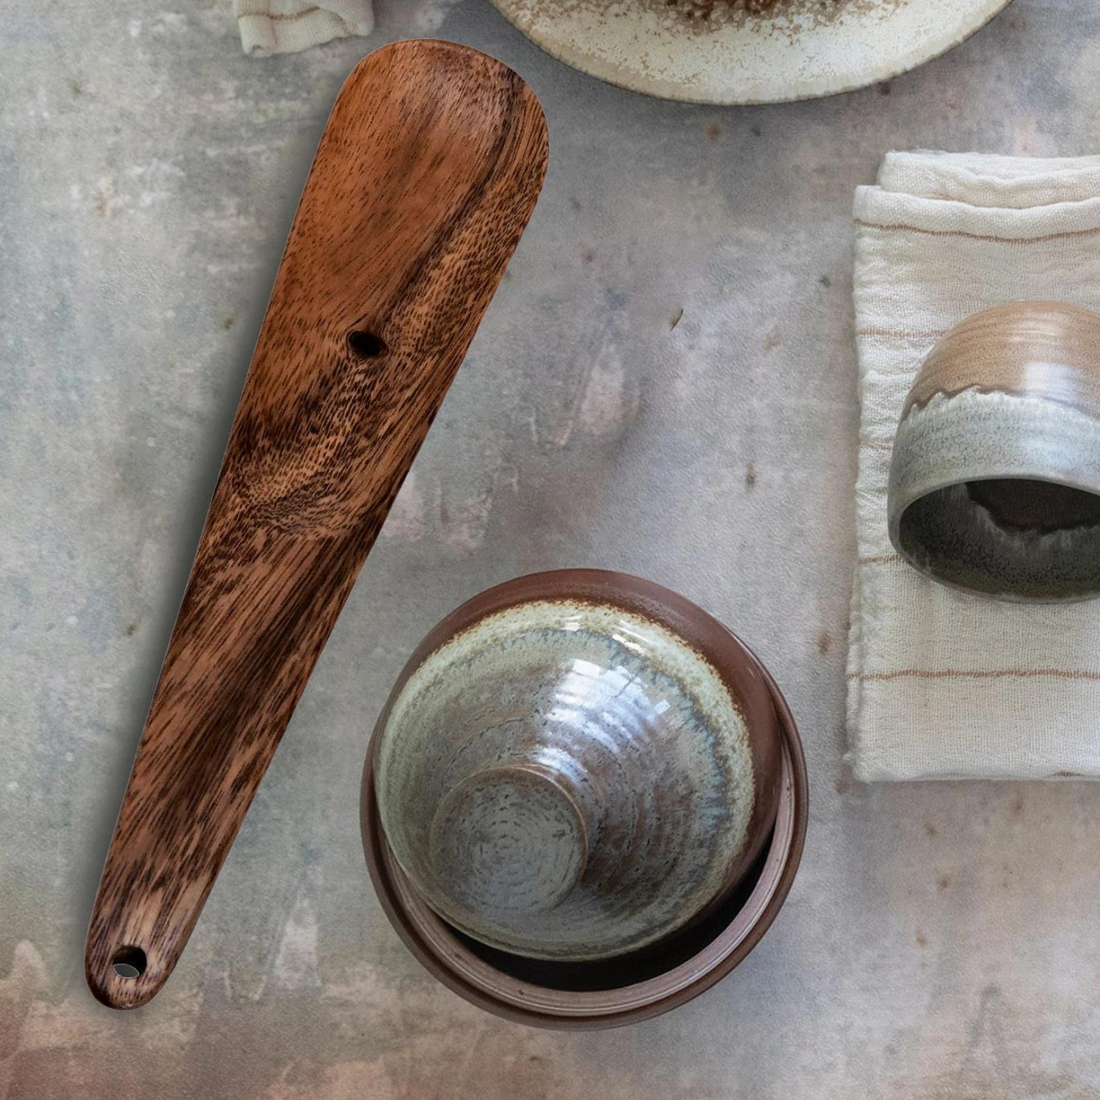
[84,39,548,1010]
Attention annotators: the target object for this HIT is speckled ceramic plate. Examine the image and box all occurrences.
[486,0,1015,105]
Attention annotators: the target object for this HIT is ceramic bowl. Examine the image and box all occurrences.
[486,0,1014,106]
[887,301,1100,602]
[361,569,807,1027]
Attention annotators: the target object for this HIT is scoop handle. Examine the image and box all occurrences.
[84,39,548,1009]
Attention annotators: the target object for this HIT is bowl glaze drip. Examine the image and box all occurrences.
[374,598,757,961]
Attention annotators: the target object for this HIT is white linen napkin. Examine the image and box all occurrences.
[235,0,373,57]
[847,150,1100,781]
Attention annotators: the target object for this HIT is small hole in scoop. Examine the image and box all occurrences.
[347,330,388,359]
[111,945,146,979]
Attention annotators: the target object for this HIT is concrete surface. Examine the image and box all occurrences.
[3,0,1100,1097]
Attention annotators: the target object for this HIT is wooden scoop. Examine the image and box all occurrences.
[84,39,548,1010]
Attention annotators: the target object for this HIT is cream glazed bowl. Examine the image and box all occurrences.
[486,0,1015,106]
[887,301,1100,602]
[360,569,807,1027]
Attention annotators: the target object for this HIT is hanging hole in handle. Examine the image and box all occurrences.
[347,330,388,359]
[111,945,147,980]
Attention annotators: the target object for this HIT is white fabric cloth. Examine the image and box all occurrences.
[235,0,373,57]
[847,150,1100,781]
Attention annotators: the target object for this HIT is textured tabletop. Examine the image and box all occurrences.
[3,1,1100,1097]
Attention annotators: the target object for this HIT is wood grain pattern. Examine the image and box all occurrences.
[84,39,548,1010]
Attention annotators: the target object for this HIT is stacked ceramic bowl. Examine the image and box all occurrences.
[361,570,807,1027]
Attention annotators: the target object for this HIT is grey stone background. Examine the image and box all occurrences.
[3,0,1100,1096]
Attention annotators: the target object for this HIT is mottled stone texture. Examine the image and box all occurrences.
[2,0,1100,1096]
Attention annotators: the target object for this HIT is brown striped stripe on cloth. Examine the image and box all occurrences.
[847,150,1100,781]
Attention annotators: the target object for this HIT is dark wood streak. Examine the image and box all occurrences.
[84,39,548,1010]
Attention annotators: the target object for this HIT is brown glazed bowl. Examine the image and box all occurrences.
[888,301,1100,601]
[360,569,807,1028]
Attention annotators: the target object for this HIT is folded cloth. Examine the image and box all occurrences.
[847,150,1100,781]
[235,0,373,57]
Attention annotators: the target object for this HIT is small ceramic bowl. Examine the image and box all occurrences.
[888,301,1100,602]
[360,569,807,1028]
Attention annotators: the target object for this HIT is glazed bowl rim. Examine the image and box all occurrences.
[888,481,1100,604]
